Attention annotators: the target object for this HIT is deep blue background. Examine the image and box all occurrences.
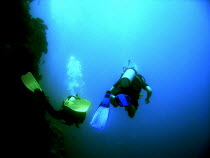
[30,0,209,157]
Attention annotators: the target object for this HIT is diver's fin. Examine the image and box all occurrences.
[90,92,110,130]
[21,72,42,92]
[64,99,91,112]
[90,105,109,130]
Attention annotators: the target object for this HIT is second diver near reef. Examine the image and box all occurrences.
[21,72,91,128]
[90,61,152,130]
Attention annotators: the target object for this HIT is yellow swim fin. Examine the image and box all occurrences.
[21,72,42,92]
[64,99,90,112]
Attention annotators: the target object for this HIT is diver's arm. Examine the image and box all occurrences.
[110,86,117,99]
[110,86,115,94]
[35,90,62,119]
[145,86,152,104]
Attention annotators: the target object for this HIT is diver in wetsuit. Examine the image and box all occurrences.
[90,61,153,130]
[21,72,90,127]
[109,67,152,118]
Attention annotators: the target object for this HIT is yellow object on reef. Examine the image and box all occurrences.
[64,99,91,112]
[21,72,42,92]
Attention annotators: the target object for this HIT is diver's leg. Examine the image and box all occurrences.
[125,105,136,118]
[110,94,119,107]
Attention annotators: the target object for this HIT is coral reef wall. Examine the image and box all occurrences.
[2,1,65,158]
[3,0,47,79]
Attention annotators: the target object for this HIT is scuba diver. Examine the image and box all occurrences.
[21,72,91,128]
[110,67,152,118]
[90,60,152,130]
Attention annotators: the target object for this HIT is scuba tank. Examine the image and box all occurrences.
[114,60,144,107]
[121,68,136,82]
[120,60,137,88]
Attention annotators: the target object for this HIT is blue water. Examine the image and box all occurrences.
[30,0,210,158]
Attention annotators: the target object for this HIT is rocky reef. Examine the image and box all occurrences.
[2,0,65,158]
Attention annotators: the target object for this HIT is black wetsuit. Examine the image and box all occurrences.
[35,90,86,127]
[112,74,149,109]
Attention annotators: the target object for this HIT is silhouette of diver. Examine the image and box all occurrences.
[21,72,90,128]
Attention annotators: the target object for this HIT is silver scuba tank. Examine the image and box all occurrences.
[121,68,136,81]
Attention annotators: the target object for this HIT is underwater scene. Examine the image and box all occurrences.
[6,0,209,158]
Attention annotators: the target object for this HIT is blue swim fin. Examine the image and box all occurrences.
[90,92,111,130]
